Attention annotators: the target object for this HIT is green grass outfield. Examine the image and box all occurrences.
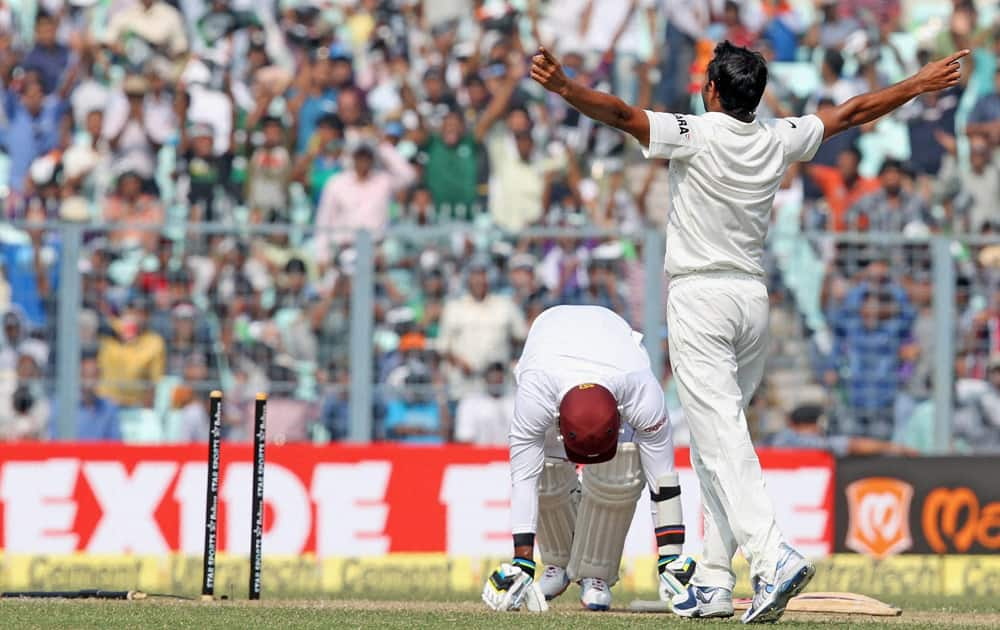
[1,593,998,629]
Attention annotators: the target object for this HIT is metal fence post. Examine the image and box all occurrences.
[931,236,955,453]
[642,229,666,376]
[55,222,83,440]
[348,230,375,442]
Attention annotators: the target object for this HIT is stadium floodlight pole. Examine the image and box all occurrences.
[201,391,224,601]
[249,393,267,600]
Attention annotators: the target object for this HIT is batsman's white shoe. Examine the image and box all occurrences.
[538,565,571,601]
[741,544,815,624]
[579,577,612,611]
[671,585,735,618]
[658,556,697,600]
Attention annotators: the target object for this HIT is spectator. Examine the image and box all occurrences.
[806,50,862,112]
[769,404,915,455]
[804,0,859,52]
[421,109,482,212]
[951,355,1000,453]
[845,160,930,233]
[939,135,1000,233]
[803,98,861,202]
[247,116,292,223]
[97,295,166,408]
[507,253,546,311]
[807,146,880,231]
[288,50,341,155]
[178,123,231,223]
[487,107,569,231]
[439,258,527,394]
[173,355,211,442]
[0,307,48,372]
[22,12,68,96]
[314,141,416,265]
[292,114,344,208]
[0,352,48,441]
[965,66,1000,146]
[317,362,350,441]
[104,75,161,180]
[165,302,210,377]
[49,352,122,441]
[103,171,164,252]
[656,0,710,112]
[2,77,67,194]
[575,259,630,319]
[0,208,58,330]
[827,260,917,439]
[454,362,514,446]
[383,363,449,444]
[905,87,959,182]
[102,0,188,64]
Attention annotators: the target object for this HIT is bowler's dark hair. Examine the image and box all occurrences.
[706,41,768,122]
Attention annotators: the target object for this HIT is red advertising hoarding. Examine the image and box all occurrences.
[0,444,834,558]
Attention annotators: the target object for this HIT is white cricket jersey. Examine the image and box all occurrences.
[642,110,825,277]
[509,305,675,535]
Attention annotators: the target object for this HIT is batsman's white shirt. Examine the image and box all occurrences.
[509,305,675,535]
[643,109,825,585]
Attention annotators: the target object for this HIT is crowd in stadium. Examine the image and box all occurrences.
[1,0,999,451]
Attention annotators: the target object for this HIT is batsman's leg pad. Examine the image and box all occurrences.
[537,458,580,568]
[566,443,644,585]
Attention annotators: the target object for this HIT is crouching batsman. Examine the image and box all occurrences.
[483,305,694,612]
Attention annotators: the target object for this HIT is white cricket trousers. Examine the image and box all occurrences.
[666,273,785,589]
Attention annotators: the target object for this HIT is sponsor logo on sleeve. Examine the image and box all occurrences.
[673,114,690,136]
[643,417,667,433]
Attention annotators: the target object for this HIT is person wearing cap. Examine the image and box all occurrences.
[483,305,695,613]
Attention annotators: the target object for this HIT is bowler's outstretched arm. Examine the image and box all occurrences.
[817,49,969,140]
[530,47,650,147]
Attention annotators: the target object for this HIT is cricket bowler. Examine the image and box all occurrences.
[481,305,696,612]
[528,41,967,623]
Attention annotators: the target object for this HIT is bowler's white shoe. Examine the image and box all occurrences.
[741,544,815,624]
[671,585,735,618]
[537,565,570,601]
[579,577,612,611]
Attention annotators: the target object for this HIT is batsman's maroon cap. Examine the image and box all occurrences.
[558,383,620,464]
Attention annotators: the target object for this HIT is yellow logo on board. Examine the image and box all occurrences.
[578,384,596,390]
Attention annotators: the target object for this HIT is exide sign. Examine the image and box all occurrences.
[0,444,833,558]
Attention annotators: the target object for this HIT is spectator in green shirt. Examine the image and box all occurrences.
[421,110,482,215]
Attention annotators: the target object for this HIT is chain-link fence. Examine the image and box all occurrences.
[4,217,994,452]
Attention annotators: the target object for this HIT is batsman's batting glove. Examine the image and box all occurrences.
[481,559,548,612]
